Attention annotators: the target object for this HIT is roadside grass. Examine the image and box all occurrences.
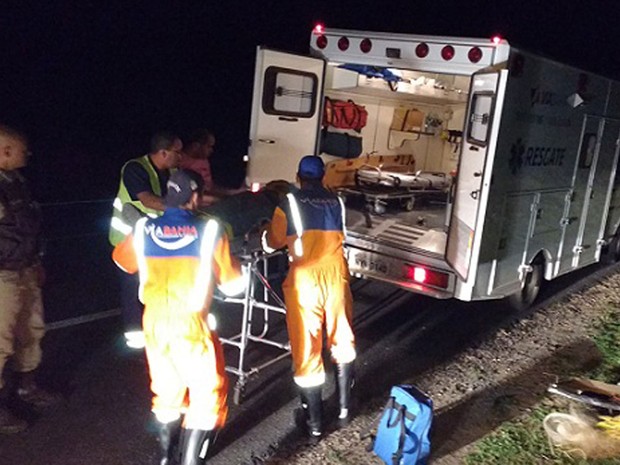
[465,307,620,465]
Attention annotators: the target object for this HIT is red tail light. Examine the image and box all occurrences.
[468,47,483,63]
[360,38,372,53]
[415,42,429,58]
[404,265,449,289]
[338,36,350,51]
[441,45,455,61]
[316,35,328,49]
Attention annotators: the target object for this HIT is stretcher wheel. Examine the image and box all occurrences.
[233,384,245,405]
[373,200,386,215]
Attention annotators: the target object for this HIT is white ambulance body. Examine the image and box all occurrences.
[246,26,620,306]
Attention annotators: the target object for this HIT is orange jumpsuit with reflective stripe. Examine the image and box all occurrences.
[113,208,243,430]
[264,186,355,388]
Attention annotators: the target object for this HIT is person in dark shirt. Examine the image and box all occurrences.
[0,125,60,434]
[109,131,182,349]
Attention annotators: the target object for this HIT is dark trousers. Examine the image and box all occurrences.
[119,269,143,332]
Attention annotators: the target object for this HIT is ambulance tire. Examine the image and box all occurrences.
[605,232,620,264]
[507,258,543,312]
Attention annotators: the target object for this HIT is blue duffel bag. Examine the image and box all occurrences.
[369,385,433,465]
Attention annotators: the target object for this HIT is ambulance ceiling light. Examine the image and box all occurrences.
[360,38,372,53]
[338,36,350,51]
[415,42,429,58]
[441,45,455,61]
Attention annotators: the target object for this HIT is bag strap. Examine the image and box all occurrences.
[360,396,395,442]
[391,405,407,465]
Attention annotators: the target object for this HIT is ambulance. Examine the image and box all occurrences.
[245,25,620,309]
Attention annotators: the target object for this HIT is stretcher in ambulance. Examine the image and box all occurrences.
[245,25,620,309]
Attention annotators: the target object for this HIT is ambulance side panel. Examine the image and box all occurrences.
[472,50,620,299]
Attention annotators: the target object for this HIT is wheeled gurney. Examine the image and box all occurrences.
[215,246,290,405]
[340,167,450,214]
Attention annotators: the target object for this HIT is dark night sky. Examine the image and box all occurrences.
[2,0,619,202]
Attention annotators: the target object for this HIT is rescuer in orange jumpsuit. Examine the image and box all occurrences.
[261,155,356,440]
[113,169,245,465]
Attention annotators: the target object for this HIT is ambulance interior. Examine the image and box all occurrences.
[320,65,471,256]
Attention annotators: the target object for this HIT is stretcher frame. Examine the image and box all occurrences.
[338,185,448,215]
[217,249,290,405]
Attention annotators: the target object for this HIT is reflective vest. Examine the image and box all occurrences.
[108,155,162,246]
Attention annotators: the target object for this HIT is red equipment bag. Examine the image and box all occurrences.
[323,97,368,133]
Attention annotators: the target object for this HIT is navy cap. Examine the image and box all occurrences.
[297,155,325,180]
[165,169,204,207]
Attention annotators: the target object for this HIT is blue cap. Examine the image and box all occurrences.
[165,169,204,207]
[297,155,325,180]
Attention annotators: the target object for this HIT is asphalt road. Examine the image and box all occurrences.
[0,261,615,465]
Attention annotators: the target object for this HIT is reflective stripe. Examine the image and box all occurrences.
[184,412,217,431]
[331,345,356,364]
[113,197,123,211]
[337,195,347,236]
[207,313,217,331]
[286,193,304,257]
[133,217,149,303]
[261,229,276,253]
[218,266,248,297]
[189,219,219,312]
[294,372,326,388]
[153,409,181,424]
[110,216,133,236]
[124,330,145,349]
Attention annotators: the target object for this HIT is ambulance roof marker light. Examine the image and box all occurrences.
[313,23,325,35]
[491,35,502,45]
[441,45,455,61]
[338,36,350,51]
[316,34,328,49]
[360,38,372,53]
[468,46,483,63]
[415,42,429,58]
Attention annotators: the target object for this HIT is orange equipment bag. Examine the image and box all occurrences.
[322,97,368,133]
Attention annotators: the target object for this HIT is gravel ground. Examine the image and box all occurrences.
[264,266,620,465]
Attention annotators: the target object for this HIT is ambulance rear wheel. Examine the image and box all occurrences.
[507,259,543,312]
[605,232,620,263]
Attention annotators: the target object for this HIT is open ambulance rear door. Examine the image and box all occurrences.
[446,69,509,294]
[246,47,325,188]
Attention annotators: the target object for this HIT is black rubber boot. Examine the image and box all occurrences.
[156,418,182,465]
[336,362,355,428]
[178,428,215,465]
[0,405,27,435]
[299,386,323,442]
[15,371,62,410]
